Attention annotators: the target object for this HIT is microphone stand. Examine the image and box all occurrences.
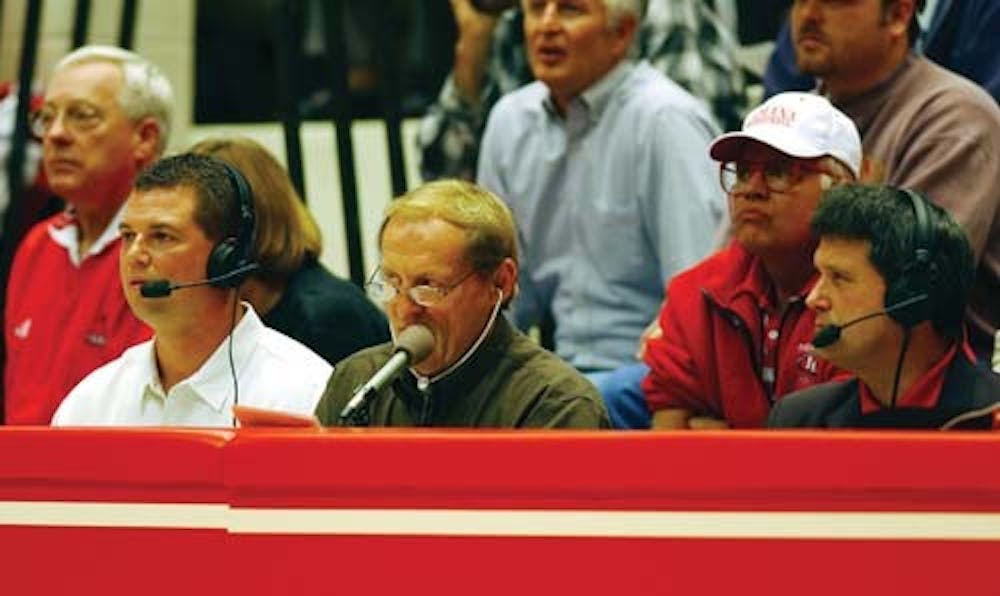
[340,393,372,427]
[337,325,435,426]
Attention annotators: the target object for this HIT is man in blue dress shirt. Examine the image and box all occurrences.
[477,0,724,427]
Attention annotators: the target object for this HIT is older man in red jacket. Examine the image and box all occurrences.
[643,92,860,429]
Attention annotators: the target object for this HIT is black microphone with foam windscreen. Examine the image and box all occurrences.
[139,263,261,298]
[811,293,930,348]
[339,325,435,426]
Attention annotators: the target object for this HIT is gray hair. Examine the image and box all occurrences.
[817,156,856,191]
[821,155,856,182]
[54,45,173,155]
[603,0,647,28]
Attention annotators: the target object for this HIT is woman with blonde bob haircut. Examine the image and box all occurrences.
[190,136,388,364]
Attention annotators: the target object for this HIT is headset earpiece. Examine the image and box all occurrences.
[884,188,934,328]
[206,162,257,288]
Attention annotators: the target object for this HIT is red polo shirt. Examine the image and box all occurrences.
[858,342,978,414]
[4,211,151,424]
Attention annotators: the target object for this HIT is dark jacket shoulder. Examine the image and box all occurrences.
[263,260,389,365]
[769,354,1000,429]
[768,379,859,428]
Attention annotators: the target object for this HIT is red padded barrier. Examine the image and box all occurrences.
[0,427,998,595]
[0,428,232,594]
[224,429,1000,511]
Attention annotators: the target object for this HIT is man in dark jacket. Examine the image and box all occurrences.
[314,179,608,428]
[770,185,1000,429]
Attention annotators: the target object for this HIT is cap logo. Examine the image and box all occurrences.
[747,106,797,129]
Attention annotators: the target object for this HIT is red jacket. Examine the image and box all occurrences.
[4,213,151,424]
[642,242,840,428]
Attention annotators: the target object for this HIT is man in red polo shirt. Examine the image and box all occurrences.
[769,185,1000,429]
[4,46,171,424]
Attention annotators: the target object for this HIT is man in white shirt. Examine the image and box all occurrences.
[52,154,331,426]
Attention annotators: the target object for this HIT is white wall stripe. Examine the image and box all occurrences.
[2,501,1000,540]
[0,502,228,530]
[227,509,1000,540]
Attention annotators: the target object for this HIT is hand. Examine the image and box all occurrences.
[652,409,730,430]
[450,0,501,104]
[451,0,501,36]
[687,416,731,430]
[651,408,690,429]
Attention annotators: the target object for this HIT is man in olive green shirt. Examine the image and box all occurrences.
[314,180,608,428]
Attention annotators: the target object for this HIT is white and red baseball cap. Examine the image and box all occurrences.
[709,92,862,179]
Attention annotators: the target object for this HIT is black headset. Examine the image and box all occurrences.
[883,188,936,328]
[206,162,257,288]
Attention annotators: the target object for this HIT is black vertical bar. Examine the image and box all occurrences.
[72,0,91,48]
[118,0,137,49]
[0,0,45,424]
[373,4,407,196]
[275,0,306,199]
[323,0,366,287]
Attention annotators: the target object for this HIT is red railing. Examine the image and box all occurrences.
[2,427,998,595]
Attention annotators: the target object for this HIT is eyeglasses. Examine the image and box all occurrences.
[367,268,478,307]
[30,102,105,139]
[719,160,826,194]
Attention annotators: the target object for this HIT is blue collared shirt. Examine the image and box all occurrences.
[478,60,724,371]
[418,0,748,181]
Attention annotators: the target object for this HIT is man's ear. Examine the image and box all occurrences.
[860,154,886,184]
[884,0,916,41]
[493,257,518,306]
[610,13,639,59]
[132,116,161,166]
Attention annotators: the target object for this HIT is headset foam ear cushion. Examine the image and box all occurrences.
[887,188,936,329]
[885,261,933,328]
[207,238,245,288]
